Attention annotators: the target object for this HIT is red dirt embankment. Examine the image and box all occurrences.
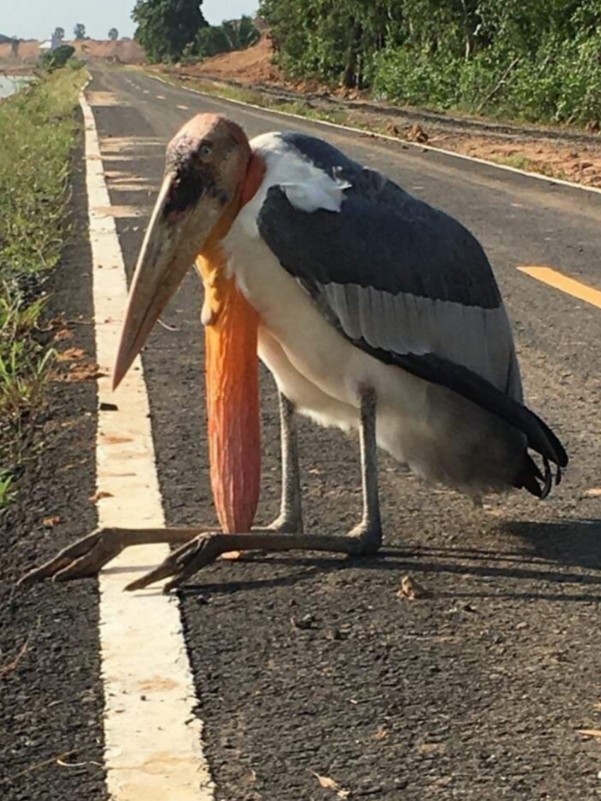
[187,35,281,84]
[0,39,145,65]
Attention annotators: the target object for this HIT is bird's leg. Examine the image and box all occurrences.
[268,392,303,533]
[350,384,382,541]
[126,386,383,593]
[19,527,204,583]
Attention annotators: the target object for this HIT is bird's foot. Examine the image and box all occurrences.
[266,513,303,534]
[125,531,228,592]
[20,524,383,592]
[19,526,203,583]
[19,528,127,582]
[125,526,384,593]
[227,515,302,560]
[346,518,383,555]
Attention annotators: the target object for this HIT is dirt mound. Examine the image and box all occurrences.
[0,40,41,62]
[73,39,145,64]
[180,35,282,84]
[0,39,145,65]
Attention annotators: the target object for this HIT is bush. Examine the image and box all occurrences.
[372,30,601,124]
[40,44,76,72]
[262,0,601,125]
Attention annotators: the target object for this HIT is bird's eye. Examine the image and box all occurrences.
[199,142,213,158]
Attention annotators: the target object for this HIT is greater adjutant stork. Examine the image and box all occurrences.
[26,113,567,591]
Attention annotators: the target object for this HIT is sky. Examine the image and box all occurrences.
[1,1,258,41]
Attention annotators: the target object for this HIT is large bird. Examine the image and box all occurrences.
[25,113,567,591]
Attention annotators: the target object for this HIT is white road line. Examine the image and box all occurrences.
[81,92,214,800]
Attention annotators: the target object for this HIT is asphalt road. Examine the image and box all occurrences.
[2,64,601,800]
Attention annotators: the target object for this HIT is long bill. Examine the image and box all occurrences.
[112,126,261,534]
[112,171,225,390]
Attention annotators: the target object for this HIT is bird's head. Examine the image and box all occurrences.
[113,113,256,389]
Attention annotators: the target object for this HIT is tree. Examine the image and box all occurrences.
[260,0,403,88]
[221,16,260,51]
[53,27,65,42]
[108,28,119,41]
[132,0,208,62]
[196,25,232,58]
[41,44,75,71]
[195,15,260,59]
[73,23,86,40]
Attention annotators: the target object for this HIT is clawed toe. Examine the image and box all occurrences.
[125,531,224,593]
[18,529,120,584]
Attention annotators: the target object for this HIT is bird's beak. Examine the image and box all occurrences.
[112,173,226,389]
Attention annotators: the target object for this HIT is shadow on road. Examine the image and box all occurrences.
[174,518,601,603]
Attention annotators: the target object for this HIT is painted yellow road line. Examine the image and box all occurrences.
[518,265,601,310]
[81,93,214,800]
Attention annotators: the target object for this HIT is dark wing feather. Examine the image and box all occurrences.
[257,135,567,471]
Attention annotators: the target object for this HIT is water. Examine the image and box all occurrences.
[0,74,34,100]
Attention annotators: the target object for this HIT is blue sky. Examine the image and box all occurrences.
[1,1,258,40]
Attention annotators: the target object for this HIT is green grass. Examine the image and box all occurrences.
[0,65,86,510]
[488,153,567,182]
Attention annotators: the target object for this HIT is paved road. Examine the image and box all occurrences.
[2,64,601,800]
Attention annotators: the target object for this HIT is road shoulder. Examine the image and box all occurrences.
[0,129,107,800]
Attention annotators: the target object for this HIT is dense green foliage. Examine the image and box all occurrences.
[195,16,260,59]
[132,0,208,62]
[0,67,85,507]
[260,0,601,123]
[40,44,76,71]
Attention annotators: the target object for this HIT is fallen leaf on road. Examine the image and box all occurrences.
[397,574,430,600]
[53,327,73,342]
[43,516,61,528]
[313,772,350,798]
[64,362,108,382]
[418,741,446,755]
[101,434,133,445]
[583,488,601,498]
[292,613,317,630]
[0,637,30,680]
[89,490,113,503]
[373,725,389,741]
[57,754,102,768]
[579,727,601,739]
[56,347,87,362]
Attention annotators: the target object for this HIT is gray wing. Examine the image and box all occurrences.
[257,153,522,399]
[257,139,567,469]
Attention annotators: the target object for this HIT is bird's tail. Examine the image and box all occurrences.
[513,453,561,499]
[387,351,568,497]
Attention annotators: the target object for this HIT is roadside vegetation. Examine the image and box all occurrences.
[132,0,260,62]
[0,66,85,509]
[130,0,601,128]
[260,0,601,127]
